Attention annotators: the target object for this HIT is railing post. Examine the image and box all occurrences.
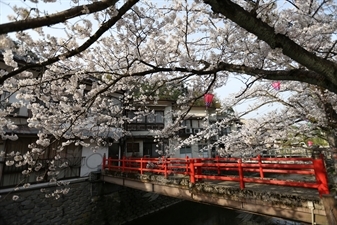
[190,159,195,184]
[196,158,202,181]
[102,153,106,171]
[108,157,111,171]
[164,157,168,178]
[185,156,189,175]
[122,156,125,172]
[238,158,245,189]
[258,155,264,178]
[312,154,330,196]
[216,155,220,175]
[140,158,143,175]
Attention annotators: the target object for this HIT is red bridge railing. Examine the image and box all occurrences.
[102,154,330,196]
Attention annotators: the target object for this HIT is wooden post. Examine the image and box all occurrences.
[258,155,264,178]
[140,158,143,175]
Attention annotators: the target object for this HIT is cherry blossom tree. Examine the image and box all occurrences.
[220,79,335,153]
[0,0,336,195]
[216,77,337,191]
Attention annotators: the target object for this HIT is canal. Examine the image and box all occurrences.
[124,200,303,225]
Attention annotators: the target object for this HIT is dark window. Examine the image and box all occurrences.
[183,119,204,128]
[143,142,160,157]
[180,146,191,154]
[126,143,139,153]
[108,143,119,159]
[221,126,231,135]
[183,120,192,128]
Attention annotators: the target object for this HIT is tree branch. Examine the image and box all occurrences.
[235,76,261,98]
[203,0,337,90]
[116,61,337,93]
[0,0,139,85]
[215,62,337,93]
[0,0,119,35]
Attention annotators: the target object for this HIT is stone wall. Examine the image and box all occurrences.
[0,177,181,225]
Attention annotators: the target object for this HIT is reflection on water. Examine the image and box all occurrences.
[124,201,303,225]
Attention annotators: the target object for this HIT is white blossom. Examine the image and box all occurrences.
[5,160,14,166]
[0,0,335,198]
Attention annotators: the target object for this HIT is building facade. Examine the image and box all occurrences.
[122,101,237,159]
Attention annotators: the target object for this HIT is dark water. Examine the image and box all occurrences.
[124,201,302,225]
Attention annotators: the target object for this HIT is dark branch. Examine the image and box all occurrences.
[124,61,337,93]
[235,77,261,98]
[203,0,337,91]
[0,0,139,85]
[0,0,119,35]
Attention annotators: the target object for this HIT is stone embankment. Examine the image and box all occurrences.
[0,174,181,225]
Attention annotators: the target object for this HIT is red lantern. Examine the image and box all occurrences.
[204,93,214,108]
[272,81,281,90]
[307,140,313,147]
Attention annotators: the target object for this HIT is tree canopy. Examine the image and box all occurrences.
[0,0,337,194]
[0,0,336,91]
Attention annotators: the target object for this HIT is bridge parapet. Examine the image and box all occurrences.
[102,154,330,196]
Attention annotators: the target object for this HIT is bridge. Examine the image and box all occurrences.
[101,154,335,225]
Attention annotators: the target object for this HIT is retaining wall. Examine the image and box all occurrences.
[0,176,181,225]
